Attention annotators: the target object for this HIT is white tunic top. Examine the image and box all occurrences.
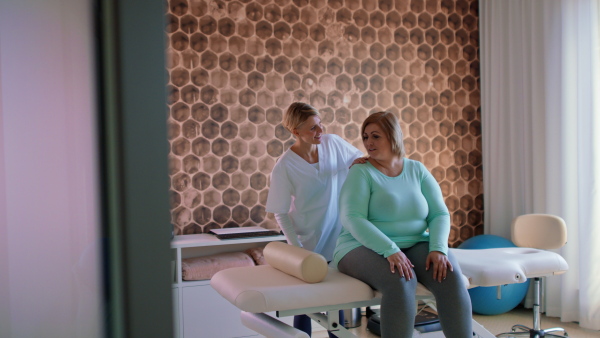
[266,134,363,260]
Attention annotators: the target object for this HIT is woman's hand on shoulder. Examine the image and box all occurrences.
[425,251,453,283]
[349,156,369,168]
[386,251,415,280]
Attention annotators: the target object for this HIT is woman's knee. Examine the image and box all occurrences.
[445,267,467,287]
[378,272,417,295]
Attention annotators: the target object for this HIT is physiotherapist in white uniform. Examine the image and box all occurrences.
[266,102,364,337]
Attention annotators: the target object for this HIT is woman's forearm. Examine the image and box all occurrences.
[273,213,303,247]
[421,167,451,254]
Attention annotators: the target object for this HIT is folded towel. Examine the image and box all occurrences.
[182,252,255,281]
[245,247,267,265]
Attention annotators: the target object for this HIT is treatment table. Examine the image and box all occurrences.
[211,242,568,338]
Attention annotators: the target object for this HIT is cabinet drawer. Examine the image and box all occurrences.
[182,283,258,338]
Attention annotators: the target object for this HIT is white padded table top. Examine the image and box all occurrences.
[211,247,567,315]
[450,247,568,287]
[211,266,375,313]
[211,265,466,314]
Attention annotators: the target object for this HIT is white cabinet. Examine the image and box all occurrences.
[173,287,180,338]
[182,283,258,337]
[171,234,287,338]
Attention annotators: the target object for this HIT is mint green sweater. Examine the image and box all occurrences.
[332,159,450,267]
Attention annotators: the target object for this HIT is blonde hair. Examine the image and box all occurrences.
[362,111,406,158]
[282,102,320,133]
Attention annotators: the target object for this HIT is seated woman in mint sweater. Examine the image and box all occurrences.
[333,111,472,338]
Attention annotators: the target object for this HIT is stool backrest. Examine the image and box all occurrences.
[511,214,567,250]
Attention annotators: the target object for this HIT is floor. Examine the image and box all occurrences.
[312,307,600,337]
[472,307,600,338]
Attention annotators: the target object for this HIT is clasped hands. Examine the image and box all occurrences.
[386,250,453,283]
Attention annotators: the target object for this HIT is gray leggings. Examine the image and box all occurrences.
[337,243,472,338]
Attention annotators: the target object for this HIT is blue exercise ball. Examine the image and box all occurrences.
[458,235,530,315]
[460,234,515,250]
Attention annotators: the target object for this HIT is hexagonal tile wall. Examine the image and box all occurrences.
[166,0,482,247]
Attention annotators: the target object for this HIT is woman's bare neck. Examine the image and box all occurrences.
[290,141,319,164]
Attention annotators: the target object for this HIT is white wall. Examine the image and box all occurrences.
[0,0,103,337]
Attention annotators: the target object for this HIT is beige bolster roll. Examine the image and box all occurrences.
[263,242,328,283]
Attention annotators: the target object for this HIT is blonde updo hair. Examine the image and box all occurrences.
[282,102,320,133]
[362,111,406,158]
